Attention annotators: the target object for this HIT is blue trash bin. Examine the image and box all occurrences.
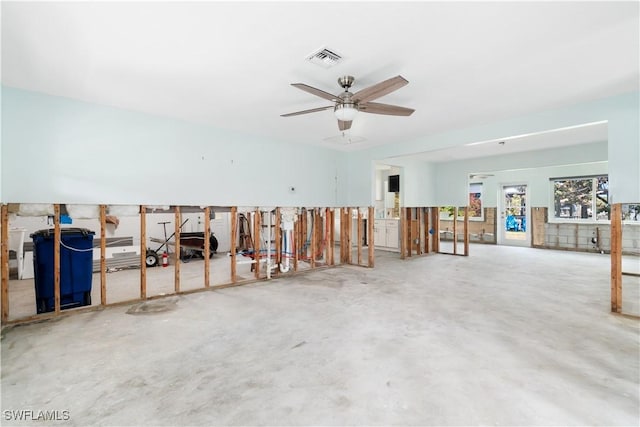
[30,228,95,313]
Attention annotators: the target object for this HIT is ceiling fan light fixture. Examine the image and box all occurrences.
[334,103,358,121]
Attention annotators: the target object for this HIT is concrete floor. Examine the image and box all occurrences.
[1,245,639,426]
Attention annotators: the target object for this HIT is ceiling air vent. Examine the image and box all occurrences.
[306,47,343,68]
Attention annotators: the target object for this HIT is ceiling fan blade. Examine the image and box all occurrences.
[338,120,352,131]
[359,102,415,116]
[291,83,339,102]
[281,105,333,117]
[352,75,409,103]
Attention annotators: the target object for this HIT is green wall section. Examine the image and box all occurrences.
[1,87,348,206]
[1,87,638,207]
[347,91,639,206]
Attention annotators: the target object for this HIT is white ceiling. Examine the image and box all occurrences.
[2,1,638,155]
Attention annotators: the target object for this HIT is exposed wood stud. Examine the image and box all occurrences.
[54,204,61,314]
[140,206,147,299]
[463,206,470,256]
[310,209,317,269]
[368,207,375,268]
[100,205,107,305]
[400,207,407,259]
[357,208,363,266]
[453,207,458,255]
[230,207,238,283]
[424,207,430,254]
[432,207,440,253]
[293,214,298,271]
[347,208,353,264]
[275,208,282,269]
[1,204,9,322]
[204,207,211,288]
[174,207,181,293]
[328,209,335,266]
[253,208,262,279]
[611,203,622,313]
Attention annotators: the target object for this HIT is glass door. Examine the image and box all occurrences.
[498,184,530,247]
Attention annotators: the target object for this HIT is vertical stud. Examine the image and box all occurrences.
[230,207,238,283]
[368,206,375,268]
[174,207,181,293]
[100,205,107,305]
[1,204,9,322]
[140,205,147,299]
[54,204,61,314]
[611,203,622,313]
[204,207,211,288]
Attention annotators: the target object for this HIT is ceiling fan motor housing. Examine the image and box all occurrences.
[338,75,355,90]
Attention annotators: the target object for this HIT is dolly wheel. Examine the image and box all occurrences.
[145,251,159,267]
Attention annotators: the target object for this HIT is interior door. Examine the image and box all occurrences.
[498,184,530,247]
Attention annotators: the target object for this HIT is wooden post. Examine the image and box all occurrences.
[347,208,353,264]
[230,207,238,283]
[275,208,281,269]
[368,206,375,268]
[253,210,260,278]
[293,214,298,271]
[424,207,430,254]
[432,207,440,253]
[400,207,407,259]
[140,205,147,299]
[54,204,61,314]
[328,209,335,266]
[204,207,211,288]
[357,208,363,266]
[453,207,458,255]
[463,206,470,256]
[611,203,622,313]
[310,209,317,269]
[100,205,107,305]
[174,207,181,293]
[1,205,9,322]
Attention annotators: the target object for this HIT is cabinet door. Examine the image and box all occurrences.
[373,220,386,247]
[386,221,399,249]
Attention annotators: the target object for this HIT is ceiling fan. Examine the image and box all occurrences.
[281,75,415,131]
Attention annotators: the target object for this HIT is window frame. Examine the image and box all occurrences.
[549,175,609,223]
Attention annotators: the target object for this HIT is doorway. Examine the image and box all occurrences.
[498,184,530,247]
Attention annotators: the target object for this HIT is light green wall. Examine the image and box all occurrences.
[347,91,639,206]
[1,87,348,206]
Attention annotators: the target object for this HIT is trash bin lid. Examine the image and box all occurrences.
[30,228,95,239]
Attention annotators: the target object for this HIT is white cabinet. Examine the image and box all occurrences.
[373,219,399,249]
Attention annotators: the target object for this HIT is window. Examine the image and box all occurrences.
[551,175,609,221]
[621,204,640,222]
[468,183,483,220]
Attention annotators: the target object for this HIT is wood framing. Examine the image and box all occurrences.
[368,207,374,268]
[310,209,317,269]
[328,208,335,266]
[254,209,261,279]
[1,204,9,322]
[400,207,407,259]
[463,206,470,256]
[204,207,211,288]
[275,208,281,268]
[423,207,430,254]
[357,209,363,265]
[174,206,181,293]
[53,204,61,314]
[610,203,622,313]
[453,207,458,255]
[431,207,440,253]
[230,207,238,283]
[140,205,147,299]
[347,208,353,264]
[292,215,297,271]
[100,205,107,305]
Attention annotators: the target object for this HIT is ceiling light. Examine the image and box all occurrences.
[334,103,358,121]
